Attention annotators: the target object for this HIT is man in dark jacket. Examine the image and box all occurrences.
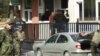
[53,10,69,33]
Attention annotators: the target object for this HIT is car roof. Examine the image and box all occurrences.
[57,32,78,35]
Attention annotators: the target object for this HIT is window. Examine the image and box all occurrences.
[79,3,82,21]
[57,35,68,43]
[24,0,32,9]
[70,34,79,41]
[40,0,54,21]
[39,0,41,6]
[24,0,32,22]
[61,0,68,8]
[46,34,58,43]
[84,0,95,21]
[99,2,100,20]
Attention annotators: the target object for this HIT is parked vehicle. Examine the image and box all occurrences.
[33,32,99,56]
[79,32,100,52]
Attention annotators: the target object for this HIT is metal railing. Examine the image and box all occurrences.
[26,22,100,41]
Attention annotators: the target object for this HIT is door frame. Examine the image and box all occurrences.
[96,0,100,21]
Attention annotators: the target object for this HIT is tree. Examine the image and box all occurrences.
[0,0,9,22]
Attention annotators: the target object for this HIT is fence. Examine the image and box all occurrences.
[29,22,100,41]
[1,22,99,40]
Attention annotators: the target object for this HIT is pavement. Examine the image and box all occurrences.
[20,40,45,56]
[21,40,35,56]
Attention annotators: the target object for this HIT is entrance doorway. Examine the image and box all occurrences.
[40,0,54,21]
[61,0,68,8]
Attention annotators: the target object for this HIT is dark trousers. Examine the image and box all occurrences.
[55,23,68,33]
[50,23,55,35]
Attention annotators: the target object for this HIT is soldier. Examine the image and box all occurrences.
[0,20,14,56]
[13,25,25,56]
[91,30,100,56]
[12,10,26,33]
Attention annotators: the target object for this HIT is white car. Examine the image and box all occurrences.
[33,32,94,56]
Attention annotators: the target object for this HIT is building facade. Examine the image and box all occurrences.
[1,0,100,40]
[0,0,100,23]
[19,0,100,23]
[11,0,100,40]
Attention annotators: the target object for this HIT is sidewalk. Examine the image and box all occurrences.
[21,40,34,56]
[21,40,45,56]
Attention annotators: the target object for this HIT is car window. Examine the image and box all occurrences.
[57,35,68,43]
[70,34,79,41]
[46,34,58,43]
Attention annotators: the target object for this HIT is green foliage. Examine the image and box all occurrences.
[0,0,9,19]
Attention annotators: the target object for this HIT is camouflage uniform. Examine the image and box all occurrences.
[13,26,25,56]
[0,28,13,56]
[12,19,26,33]
[91,30,100,56]
[11,11,26,56]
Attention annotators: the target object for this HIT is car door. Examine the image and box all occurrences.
[41,34,59,56]
[53,34,70,56]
